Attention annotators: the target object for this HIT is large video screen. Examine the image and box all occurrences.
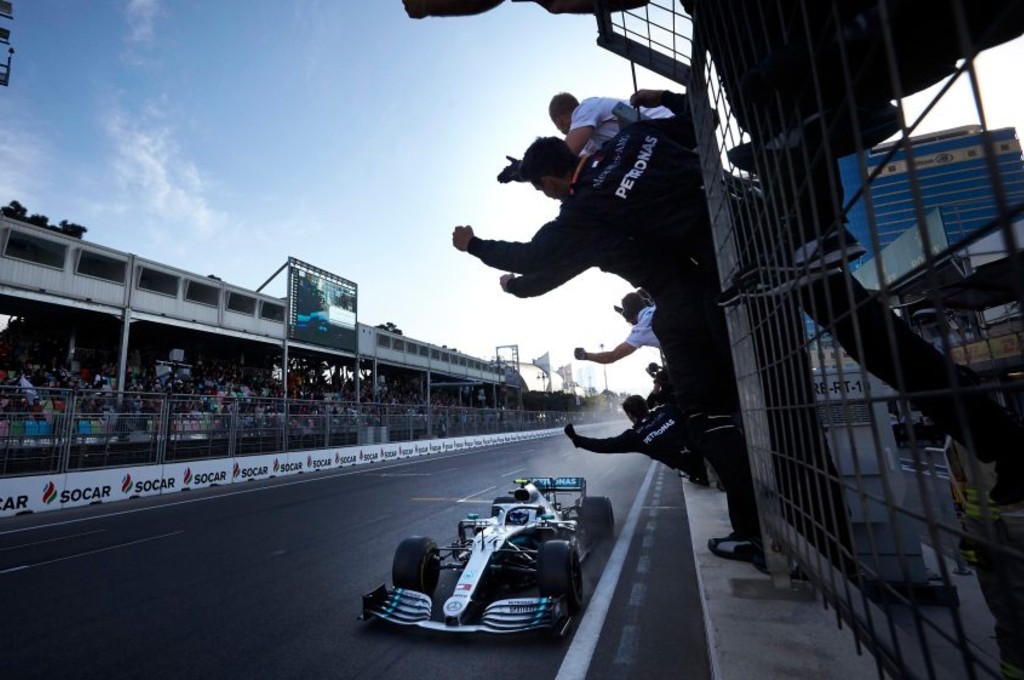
[288,259,357,352]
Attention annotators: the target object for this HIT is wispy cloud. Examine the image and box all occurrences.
[104,104,224,237]
[0,112,51,206]
[124,0,161,45]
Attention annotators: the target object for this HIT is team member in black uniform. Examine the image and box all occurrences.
[451,90,761,560]
[452,90,727,421]
[565,397,752,555]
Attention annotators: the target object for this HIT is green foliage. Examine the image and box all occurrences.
[2,200,88,239]
[1,200,27,220]
[58,219,88,238]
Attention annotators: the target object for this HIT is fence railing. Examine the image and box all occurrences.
[0,386,598,478]
[596,2,1024,679]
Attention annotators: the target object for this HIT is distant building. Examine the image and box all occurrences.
[819,126,1024,393]
[841,125,1024,274]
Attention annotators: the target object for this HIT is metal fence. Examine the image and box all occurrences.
[596,2,1024,679]
[0,385,594,478]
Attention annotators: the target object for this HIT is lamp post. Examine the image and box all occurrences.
[600,343,608,393]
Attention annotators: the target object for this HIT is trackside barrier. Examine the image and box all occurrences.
[0,428,563,517]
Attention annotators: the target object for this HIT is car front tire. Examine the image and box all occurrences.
[392,536,440,596]
[537,539,582,613]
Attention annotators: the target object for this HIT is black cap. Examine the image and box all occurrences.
[615,292,647,324]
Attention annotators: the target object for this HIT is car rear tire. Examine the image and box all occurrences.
[392,536,440,596]
[537,539,582,613]
[582,495,614,540]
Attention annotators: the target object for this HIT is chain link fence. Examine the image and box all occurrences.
[596,2,1024,679]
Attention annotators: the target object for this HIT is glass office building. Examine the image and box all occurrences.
[840,125,1024,277]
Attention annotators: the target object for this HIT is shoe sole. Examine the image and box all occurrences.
[717,265,843,307]
[726,108,900,175]
[791,242,866,268]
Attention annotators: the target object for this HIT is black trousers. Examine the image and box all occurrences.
[651,276,761,539]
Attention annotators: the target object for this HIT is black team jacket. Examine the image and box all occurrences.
[466,92,717,300]
[565,402,702,476]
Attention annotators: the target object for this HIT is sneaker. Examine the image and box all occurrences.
[708,534,763,563]
[717,225,866,307]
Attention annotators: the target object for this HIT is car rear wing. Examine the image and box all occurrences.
[518,477,587,493]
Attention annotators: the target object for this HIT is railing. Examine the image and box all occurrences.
[0,386,600,477]
[595,2,1024,679]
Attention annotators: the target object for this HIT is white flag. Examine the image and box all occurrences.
[534,352,551,375]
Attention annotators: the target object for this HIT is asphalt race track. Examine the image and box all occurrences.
[0,425,711,680]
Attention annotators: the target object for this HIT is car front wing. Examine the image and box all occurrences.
[359,585,571,636]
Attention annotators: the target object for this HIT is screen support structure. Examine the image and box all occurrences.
[257,260,293,446]
[495,345,522,410]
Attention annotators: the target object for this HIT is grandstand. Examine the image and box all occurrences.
[0,213,508,397]
[0,212,596,482]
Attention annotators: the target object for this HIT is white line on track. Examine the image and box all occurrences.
[0,529,107,551]
[0,530,184,574]
[502,467,528,477]
[555,460,657,680]
[0,442,532,537]
[457,485,496,503]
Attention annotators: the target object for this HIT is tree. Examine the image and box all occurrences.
[58,220,88,239]
[2,200,27,220]
[2,200,89,239]
[376,322,403,335]
[26,213,51,228]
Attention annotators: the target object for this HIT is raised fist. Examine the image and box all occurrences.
[573,347,587,361]
[452,225,475,251]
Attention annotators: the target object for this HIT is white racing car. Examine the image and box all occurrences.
[360,476,614,636]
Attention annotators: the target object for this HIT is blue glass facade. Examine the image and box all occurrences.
[839,126,1024,267]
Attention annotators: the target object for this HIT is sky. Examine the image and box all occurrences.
[1,2,1022,397]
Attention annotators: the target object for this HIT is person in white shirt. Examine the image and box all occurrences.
[574,291,658,365]
[549,93,674,156]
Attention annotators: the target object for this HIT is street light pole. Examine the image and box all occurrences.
[600,343,608,392]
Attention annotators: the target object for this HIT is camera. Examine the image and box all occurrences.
[612,101,641,126]
[497,156,523,184]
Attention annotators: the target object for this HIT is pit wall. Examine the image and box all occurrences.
[0,428,563,518]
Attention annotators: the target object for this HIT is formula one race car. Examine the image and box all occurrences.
[360,477,614,636]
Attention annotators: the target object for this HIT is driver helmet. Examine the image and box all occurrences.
[506,508,532,526]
